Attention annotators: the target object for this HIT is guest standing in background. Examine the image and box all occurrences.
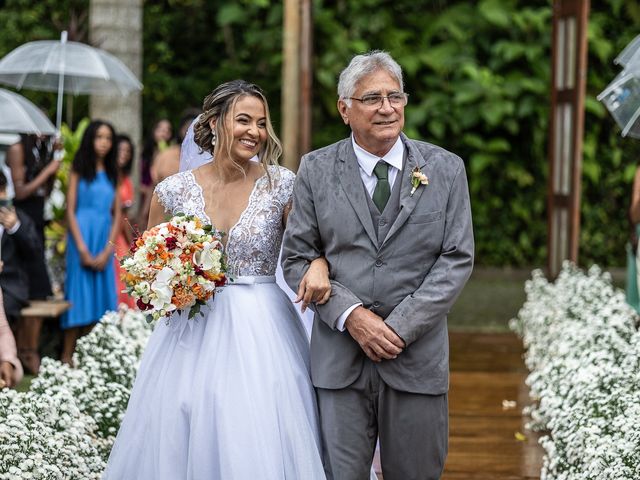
[137,119,172,230]
[61,120,120,365]
[150,109,200,184]
[628,164,640,313]
[5,134,59,374]
[0,283,23,389]
[113,135,136,308]
[0,169,39,386]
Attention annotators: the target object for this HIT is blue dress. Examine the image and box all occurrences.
[62,171,117,329]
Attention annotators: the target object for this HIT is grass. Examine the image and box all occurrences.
[448,267,530,333]
[448,265,627,333]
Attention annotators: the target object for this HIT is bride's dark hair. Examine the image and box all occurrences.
[194,80,282,183]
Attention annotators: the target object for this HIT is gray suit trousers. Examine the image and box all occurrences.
[316,360,448,480]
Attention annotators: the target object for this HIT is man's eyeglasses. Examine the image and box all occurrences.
[348,93,408,108]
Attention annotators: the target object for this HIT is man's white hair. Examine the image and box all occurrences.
[337,50,404,107]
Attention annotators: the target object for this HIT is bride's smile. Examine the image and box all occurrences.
[219,95,267,163]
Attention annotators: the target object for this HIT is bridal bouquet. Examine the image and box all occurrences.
[120,214,227,322]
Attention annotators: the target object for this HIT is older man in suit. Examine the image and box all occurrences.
[282,51,474,480]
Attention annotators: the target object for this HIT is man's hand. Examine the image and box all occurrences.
[0,361,14,389]
[345,306,405,362]
[0,207,18,231]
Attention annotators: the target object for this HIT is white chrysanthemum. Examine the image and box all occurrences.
[0,307,154,477]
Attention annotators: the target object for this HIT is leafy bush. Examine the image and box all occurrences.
[139,0,640,267]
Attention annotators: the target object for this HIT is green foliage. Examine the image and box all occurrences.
[579,3,640,267]
[310,0,640,267]
[141,0,284,131]
[313,0,553,265]
[1,0,639,266]
[138,0,554,266]
[0,0,90,126]
[51,117,89,220]
[45,118,89,272]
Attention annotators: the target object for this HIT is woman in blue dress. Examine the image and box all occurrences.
[61,120,121,365]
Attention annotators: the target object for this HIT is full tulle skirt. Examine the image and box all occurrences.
[103,279,326,479]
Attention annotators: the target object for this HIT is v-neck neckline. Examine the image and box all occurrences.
[188,169,266,249]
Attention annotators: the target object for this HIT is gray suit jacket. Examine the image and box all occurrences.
[282,133,474,394]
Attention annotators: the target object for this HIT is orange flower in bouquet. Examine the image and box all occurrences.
[120,214,227,322]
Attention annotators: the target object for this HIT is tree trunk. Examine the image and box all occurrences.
[89,0,143,184]
[281,0,313,171]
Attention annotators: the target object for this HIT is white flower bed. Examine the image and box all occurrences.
[510,263,640,480]
[0,307,153,479]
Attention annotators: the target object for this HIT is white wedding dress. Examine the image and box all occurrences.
[103,165,327,479]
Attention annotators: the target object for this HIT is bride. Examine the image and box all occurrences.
[103,80,332,479]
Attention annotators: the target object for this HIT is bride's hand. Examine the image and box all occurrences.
[295,257,331,313]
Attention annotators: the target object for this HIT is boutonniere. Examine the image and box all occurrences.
[410,166,429,196]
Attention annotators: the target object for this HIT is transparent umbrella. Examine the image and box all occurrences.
[614,34,640,68]
[598,71,640,138]
[0,88,55,136]
[597,34,640,139]
[0,31,142,130]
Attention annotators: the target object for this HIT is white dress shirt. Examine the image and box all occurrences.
[0,161,15,199]
[335,135,405,331]
[0,218,21,239]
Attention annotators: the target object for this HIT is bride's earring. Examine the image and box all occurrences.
[211,131,216,148]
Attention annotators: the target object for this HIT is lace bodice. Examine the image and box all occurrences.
[154,165,295,277]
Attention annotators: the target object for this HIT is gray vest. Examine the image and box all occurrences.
[364,151,407,245]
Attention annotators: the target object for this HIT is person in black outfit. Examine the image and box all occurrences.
[6,134,60,373]
[0,171,40,325]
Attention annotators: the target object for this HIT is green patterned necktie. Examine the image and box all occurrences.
[372,161,391,212]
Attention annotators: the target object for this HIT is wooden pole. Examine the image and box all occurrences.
[281,0,313,170]
[547,0,590,277]
[299,0,313,158]
[281,0,301,170]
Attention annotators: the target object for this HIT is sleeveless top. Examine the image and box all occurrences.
[154,165,295,277]
[14,135,52,231]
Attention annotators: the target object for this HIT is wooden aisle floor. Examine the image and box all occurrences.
[375,332,544,480]
[442,332,544,479]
